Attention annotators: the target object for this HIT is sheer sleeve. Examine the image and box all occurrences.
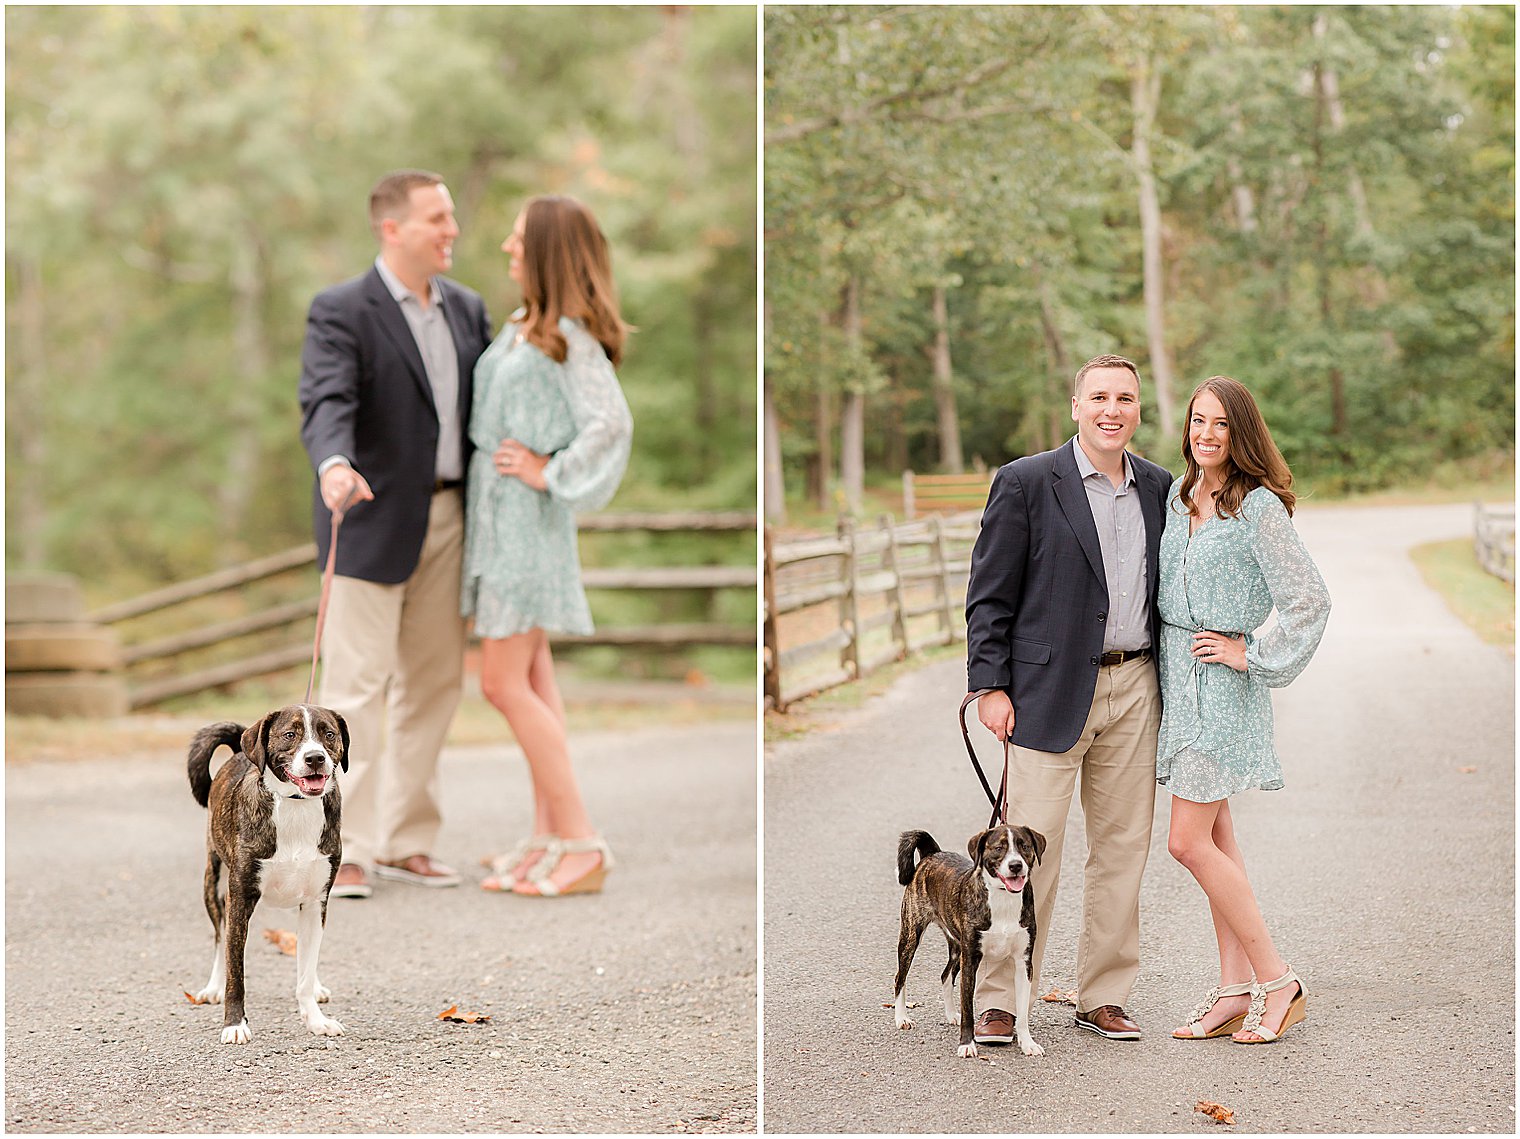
[542,323,633,513]
[1243,491,1331,688]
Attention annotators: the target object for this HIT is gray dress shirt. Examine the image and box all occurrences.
[1072,438,1149,652]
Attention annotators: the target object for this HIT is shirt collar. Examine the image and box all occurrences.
[1071,435,1134,488]
[374,256,443,309]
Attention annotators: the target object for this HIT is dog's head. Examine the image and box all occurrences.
[968,824,1047,895]
[241,704,348,799]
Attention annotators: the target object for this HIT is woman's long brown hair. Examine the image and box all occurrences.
[1178,375,1296,519]
[516,195,629,366]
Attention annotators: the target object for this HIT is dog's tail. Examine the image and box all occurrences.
[188,722,244,808]
[897,830,941,886]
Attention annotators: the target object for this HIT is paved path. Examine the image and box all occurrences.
[6,717,756,1133]
[764,502,1514,1134]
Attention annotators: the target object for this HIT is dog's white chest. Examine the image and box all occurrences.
[257,797,330,908]
[979,889,1030,962]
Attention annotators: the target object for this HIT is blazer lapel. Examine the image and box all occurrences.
[1052,440,1106,589]
[364,269,436,416]
[1136,458,1166,603]
[440,282,476,417]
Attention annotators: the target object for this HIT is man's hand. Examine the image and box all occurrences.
[977,690,1015,742]
[319,463,374,513]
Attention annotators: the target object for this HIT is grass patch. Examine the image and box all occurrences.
[1409,538,1515,654]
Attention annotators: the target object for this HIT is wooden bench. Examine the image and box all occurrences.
[902,470,993,519]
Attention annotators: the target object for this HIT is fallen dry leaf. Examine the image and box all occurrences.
[1195,1100,1236,1125]
[263,929,297,956]
[1457,765,1477,774]
[437,1004,492,1024]
[1041,988,1078,1005]
[880,1000,920,1009]
[183,991,208,1005]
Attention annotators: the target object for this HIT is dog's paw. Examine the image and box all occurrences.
[192,986,224,1005]
[894,1014,914,1030]
[220,1021,251,1045]
[1019,1037,1045,1057]
[957,1042,978,1059]
[944,1010,962,1026]
[314,982,331,1004]
[304,1013,345,1037]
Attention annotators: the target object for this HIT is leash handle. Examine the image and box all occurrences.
[305,487,360,704]
[959,689,1012,829]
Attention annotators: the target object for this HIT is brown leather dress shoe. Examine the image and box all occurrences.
[1075,1004,1142,1040]
[973,1008,1015,1044]
[330,862,373,899]
[375,854,461,888]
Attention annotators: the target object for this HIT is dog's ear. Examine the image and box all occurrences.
[967,829,991,864]
[240,713,274,772]
[331,709,350,773]
[1019,825,1048,866]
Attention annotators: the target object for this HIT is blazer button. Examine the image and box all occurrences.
[1090,656,1099,665]
[1098,612,1107,622]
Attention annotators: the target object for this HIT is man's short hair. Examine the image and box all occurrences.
[368,170,445,239]
[1073,354,1141,396]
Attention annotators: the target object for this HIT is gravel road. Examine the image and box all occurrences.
[763,502,1514,1134]
[6,716,757,1134]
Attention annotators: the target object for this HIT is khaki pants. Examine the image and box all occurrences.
[975,655,1160,1016]
[318,490,467,869]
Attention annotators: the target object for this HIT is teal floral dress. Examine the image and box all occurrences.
[1156,481,1331,803]
[461,316,633,638]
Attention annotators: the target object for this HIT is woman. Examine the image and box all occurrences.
[462,195,633,897]
[1156,376,1330,1043]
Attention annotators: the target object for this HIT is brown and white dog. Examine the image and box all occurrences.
[187,704,348,1045]
[892,823,1047,1059]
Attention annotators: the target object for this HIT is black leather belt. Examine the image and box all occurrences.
[1099,648,1149,667]
[432,478,463,493]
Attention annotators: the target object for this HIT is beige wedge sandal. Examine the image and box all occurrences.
[1173,978,1258,1039]
[1233,965,1307,1044]
[513,835,615,897]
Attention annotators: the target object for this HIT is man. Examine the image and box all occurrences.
[299,170,493,898]
[963,354,1171,1041]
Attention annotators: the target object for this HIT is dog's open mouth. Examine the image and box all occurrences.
[996,872,1027,893]
[290,773,328,796]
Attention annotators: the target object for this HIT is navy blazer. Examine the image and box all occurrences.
[965,439,1172,754]
[298,267,492,584]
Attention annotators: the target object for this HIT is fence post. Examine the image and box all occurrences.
[931,513,955,643]
[763,526,782,710]
[880,514,909,661]
[902,470,915,520]
[838,515,861,679]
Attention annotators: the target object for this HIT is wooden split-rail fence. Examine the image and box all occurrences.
[65,510,755,712]
[764,511,979,710]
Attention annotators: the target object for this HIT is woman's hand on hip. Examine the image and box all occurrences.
[1191,631,1247,672]
[494,437,549,490]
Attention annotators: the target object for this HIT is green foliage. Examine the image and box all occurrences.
[5,6,756,590]
[766,4,1514,500]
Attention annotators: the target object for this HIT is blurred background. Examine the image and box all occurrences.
[764,5,1514,521]
[5,5,758,713]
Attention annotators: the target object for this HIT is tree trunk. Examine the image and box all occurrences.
[1035,266,1071,454]
[1310,52,1349,443]
[763,299,786,524]
[219,224,269,562]
[11,255,51,571]
[1227,114,1258,234]
[1130,51,1177,439]
[839,274,864,516]
[929,285,964,474]
[813,305,833,512]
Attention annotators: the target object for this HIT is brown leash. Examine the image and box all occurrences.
[959,689,1011,830]
[304,488,360,704]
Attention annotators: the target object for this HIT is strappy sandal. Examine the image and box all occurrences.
[512,835,614,897]
[1233,965,1306,1044]
[1172,978,1257,1039]
[480,835,557,892]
